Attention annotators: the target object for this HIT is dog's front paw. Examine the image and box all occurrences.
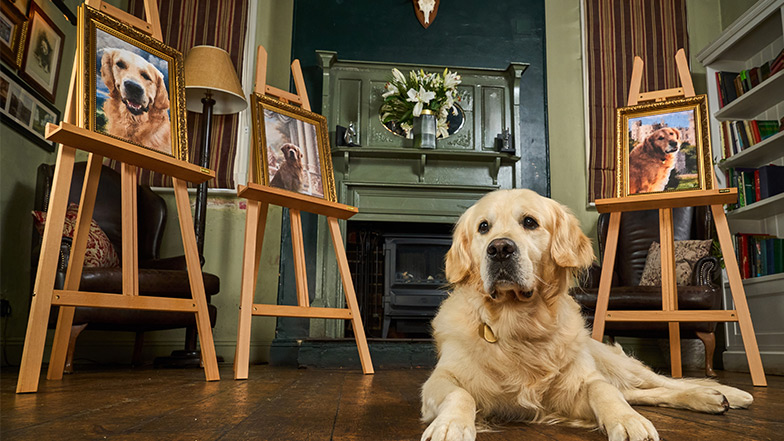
[421,413,476,441]
[710,385,753,409]
[604,412,659,441]
[677,387,729,414]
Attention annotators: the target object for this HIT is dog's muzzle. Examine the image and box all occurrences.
[122,80,149,116]
[486,238,533,300]
[665,141,680,153]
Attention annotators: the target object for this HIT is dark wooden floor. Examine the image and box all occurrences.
[2,365,782,440]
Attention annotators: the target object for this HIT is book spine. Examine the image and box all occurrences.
[754,169,762,202]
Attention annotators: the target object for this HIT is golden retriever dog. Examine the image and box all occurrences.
[100,48,171,154]
[269,143,304,192]
[421,189,752,441]
[628,127,682,194]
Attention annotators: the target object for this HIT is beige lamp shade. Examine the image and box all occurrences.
[184,45,247,115]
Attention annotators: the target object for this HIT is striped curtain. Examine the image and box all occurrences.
[116,0,249,188]
[585,0,688,202]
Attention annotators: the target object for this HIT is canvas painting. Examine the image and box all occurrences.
[615,95,712,197]
[250,93,335,201]
[80,5,187,160]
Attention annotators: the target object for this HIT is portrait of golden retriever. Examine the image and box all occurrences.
[628,127,682,194]
[269,143,304,192]
[421,189,752,441]
[100,48,171,155]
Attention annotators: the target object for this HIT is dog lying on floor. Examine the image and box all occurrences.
[421,189,752,441]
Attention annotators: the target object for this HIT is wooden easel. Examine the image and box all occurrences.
[591,49,766,386]
[233,46,374,379]
[16,0,219,393]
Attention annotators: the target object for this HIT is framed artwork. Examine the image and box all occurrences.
[79,5,187,160]
[1,1,27,68]
[250,93,336,201]
[1,65,61,152]
[19,2,63,103]
[615,94,712,198]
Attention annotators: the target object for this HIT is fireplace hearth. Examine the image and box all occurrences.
[346,222,452,339]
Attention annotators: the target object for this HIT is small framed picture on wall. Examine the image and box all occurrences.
[19,2,64,103]
[1,65,61,152]
[1,1,28,69]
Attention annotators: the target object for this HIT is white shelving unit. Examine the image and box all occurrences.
[696,0,784,374]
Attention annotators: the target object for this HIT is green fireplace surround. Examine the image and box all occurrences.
[270,53,537,366]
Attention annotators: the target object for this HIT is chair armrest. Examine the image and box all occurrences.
[54,237,72,290]
[692,255,719,286]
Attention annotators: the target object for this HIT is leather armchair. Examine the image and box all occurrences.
[31,162,220,372]
[571,206,722,377]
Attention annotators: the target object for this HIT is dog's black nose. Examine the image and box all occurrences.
[487,238,517,261]
[123,80,144,99]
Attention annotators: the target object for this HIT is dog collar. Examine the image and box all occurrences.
[480,323,498,343]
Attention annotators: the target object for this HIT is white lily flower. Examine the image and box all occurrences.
[436,117,449,138]
[444,70,461,89]
[392,68,406,84]
[382,82,399,98]
[407,86,436,117]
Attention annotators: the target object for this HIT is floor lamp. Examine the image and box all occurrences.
[158,46,246,367]
[183,45,247,258]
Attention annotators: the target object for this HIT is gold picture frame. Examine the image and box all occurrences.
[615,94,712,198]
[0,1,27,69]
[250,93,336,202]
[78,5,187,160]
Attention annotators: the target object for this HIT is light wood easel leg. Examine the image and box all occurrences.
[592,212,621,341]
[47,154,104,379]
[659,208,682,378]
[327,217,374,374]
[173,178,219,381]
[711,204,766,386]
[121,164,139,296]
[289,209,310,308]
[235,201,268,380]
[17,146,77,393]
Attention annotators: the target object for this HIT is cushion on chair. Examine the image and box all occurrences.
[639,240,712,286]
[32,203,120,268]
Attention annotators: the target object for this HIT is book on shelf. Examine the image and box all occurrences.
[719,120,780,158]
[726,165,784,210]
[733,233,784,279]
[715,49,784,108]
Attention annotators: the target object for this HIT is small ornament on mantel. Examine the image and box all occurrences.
[413,0,440,29]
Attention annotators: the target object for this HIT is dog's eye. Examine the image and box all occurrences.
[116,60,126,69]
[521,216,538,230]
[478,221,490,234]
[141,72,151,81]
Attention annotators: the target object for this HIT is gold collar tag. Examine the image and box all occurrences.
[481,323,498,343]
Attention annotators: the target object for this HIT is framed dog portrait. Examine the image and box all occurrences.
[1,1,27,69]
[18,2,63,103]
[250,93,336,201]
[1,65,61,152]
[78,5,187,160]
[615,95,712,198]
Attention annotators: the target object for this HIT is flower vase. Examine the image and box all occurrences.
[413,110,437,149]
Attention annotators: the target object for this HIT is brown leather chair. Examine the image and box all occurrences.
[571,206,721,377]
[31,162,219,372]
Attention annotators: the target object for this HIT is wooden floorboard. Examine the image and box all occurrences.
[2,365,781,440]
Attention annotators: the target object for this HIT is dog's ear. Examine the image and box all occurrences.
[100,49,117,93]
[445,208,474,284]
[549,202,594,270]
[152,68,170,111]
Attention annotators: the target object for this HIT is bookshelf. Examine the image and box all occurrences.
[696,0,784,374]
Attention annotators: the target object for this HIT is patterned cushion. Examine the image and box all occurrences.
[639,240,712,286]
[32,203,120,268]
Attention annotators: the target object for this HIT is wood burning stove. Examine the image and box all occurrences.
[382,235,451,338]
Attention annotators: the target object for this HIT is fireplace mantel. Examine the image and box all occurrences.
[307,52,532,339]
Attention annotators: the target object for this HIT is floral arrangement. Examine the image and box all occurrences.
[381,68,461,138]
